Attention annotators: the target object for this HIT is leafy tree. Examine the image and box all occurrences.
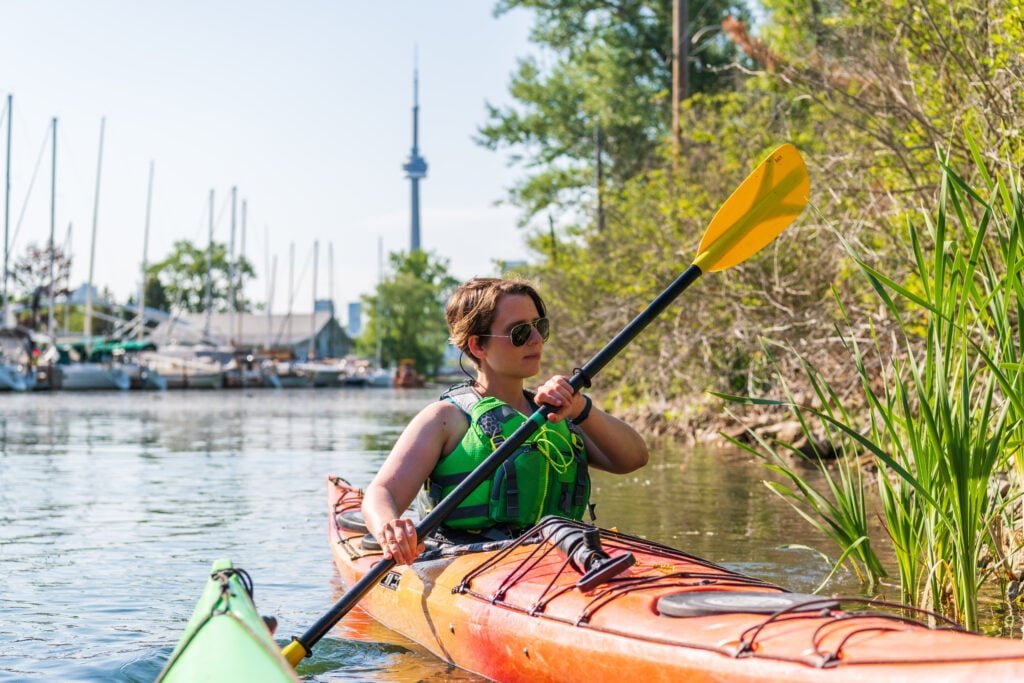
[521,0,1024,414]
[11,240,72,329]
[705,0,1024,401]
[147,239,254,314]
[142,275,171,314]
[525,87,825,405]
[357,250,458,377]
[479,0,752,221]
[735,0,1023,209]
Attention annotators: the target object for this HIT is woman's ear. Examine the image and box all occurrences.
[467,335,486,360]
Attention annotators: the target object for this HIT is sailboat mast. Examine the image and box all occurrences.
[2,94,11,328]
[287,242,294,348]
[238,199,246,346]
[204,189,213,339]
[310,240,318,359]
[266,250,276,352]
[375,236,383,369]
[48,118,57,336]
[84,117,105,342]
[264,226,271,351]
[328,241,335,320]
[63,222,72,331]
[137,160,154,339]
[228,186,237,346]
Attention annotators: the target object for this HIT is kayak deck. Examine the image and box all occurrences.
[158,559,298,683]
[327,474,1024,683]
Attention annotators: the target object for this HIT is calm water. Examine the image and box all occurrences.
[2,386,876,681]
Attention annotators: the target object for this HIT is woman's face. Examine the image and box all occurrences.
[476,294,546,378]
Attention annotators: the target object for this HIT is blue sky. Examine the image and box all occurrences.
[0,1,536,323]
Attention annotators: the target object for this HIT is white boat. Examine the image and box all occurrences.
[92,340,168,391]
[139,348,223,390]
[0,327,38,391]
[338,358,371,386]
[52,362,131,390]
[0,364,27,391]
[220,353,280,389]
[123,361,168,390]
[365,367,393,388]
[292,360,343,387]
[268,360,313,388]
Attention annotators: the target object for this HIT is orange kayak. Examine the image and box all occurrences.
[326,475,1024,682]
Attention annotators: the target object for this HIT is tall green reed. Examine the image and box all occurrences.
[720,147,1022,630]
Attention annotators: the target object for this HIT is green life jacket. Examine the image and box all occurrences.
[423,383,591,531]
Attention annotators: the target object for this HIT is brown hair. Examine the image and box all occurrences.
[445,277,546,366]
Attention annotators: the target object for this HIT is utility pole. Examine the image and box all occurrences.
[594,119,604,232]
[672,0,689,168]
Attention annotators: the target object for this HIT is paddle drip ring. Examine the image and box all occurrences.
[571,367,592,389]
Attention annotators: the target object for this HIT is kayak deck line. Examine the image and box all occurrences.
[455,517,782,621]
[327,474,1024,682]
[452,517,973,664]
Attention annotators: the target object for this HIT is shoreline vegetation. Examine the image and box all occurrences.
[494,3,1023,634]
[592,144,1024,634]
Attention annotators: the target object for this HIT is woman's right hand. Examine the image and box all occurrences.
[376,516,424,565]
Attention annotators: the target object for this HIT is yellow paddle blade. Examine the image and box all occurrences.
[693,143,810,273]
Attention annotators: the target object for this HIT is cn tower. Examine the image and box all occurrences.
[402,67,428,252]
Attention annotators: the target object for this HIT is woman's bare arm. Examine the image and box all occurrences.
[361,400,468,565]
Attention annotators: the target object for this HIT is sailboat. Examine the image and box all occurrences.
[0,326,37,391]
[118,159,166,391]
[290,240,344,386]
[45,117,127,391]
[139,343,223,389]
[51,343,131,390]
[0,95,31,391]
[365,237,392,387]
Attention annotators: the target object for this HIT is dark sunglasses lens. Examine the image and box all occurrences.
[536,317,550,341]
[510,323,532,346]
[509,318,550,346]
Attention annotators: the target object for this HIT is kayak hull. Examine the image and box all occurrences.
[327,474,1024,683]
[158,559,298,683]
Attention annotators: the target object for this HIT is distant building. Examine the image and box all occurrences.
[149,311,353,360]
[347,302,361,339]
[67,283,99,305]
[501,260,529,274]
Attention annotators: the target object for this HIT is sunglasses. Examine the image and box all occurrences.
[479,317,550,347]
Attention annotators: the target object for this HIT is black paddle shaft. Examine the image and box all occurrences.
[293,264,704,655]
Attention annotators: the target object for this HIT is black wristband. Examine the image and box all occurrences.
[573,394,593,425]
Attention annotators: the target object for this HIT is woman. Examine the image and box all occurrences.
[362,277,649,565]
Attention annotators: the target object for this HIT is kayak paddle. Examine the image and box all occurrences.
[282,142,810,667]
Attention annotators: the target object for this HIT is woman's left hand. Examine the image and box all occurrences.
[535,375,586,423]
